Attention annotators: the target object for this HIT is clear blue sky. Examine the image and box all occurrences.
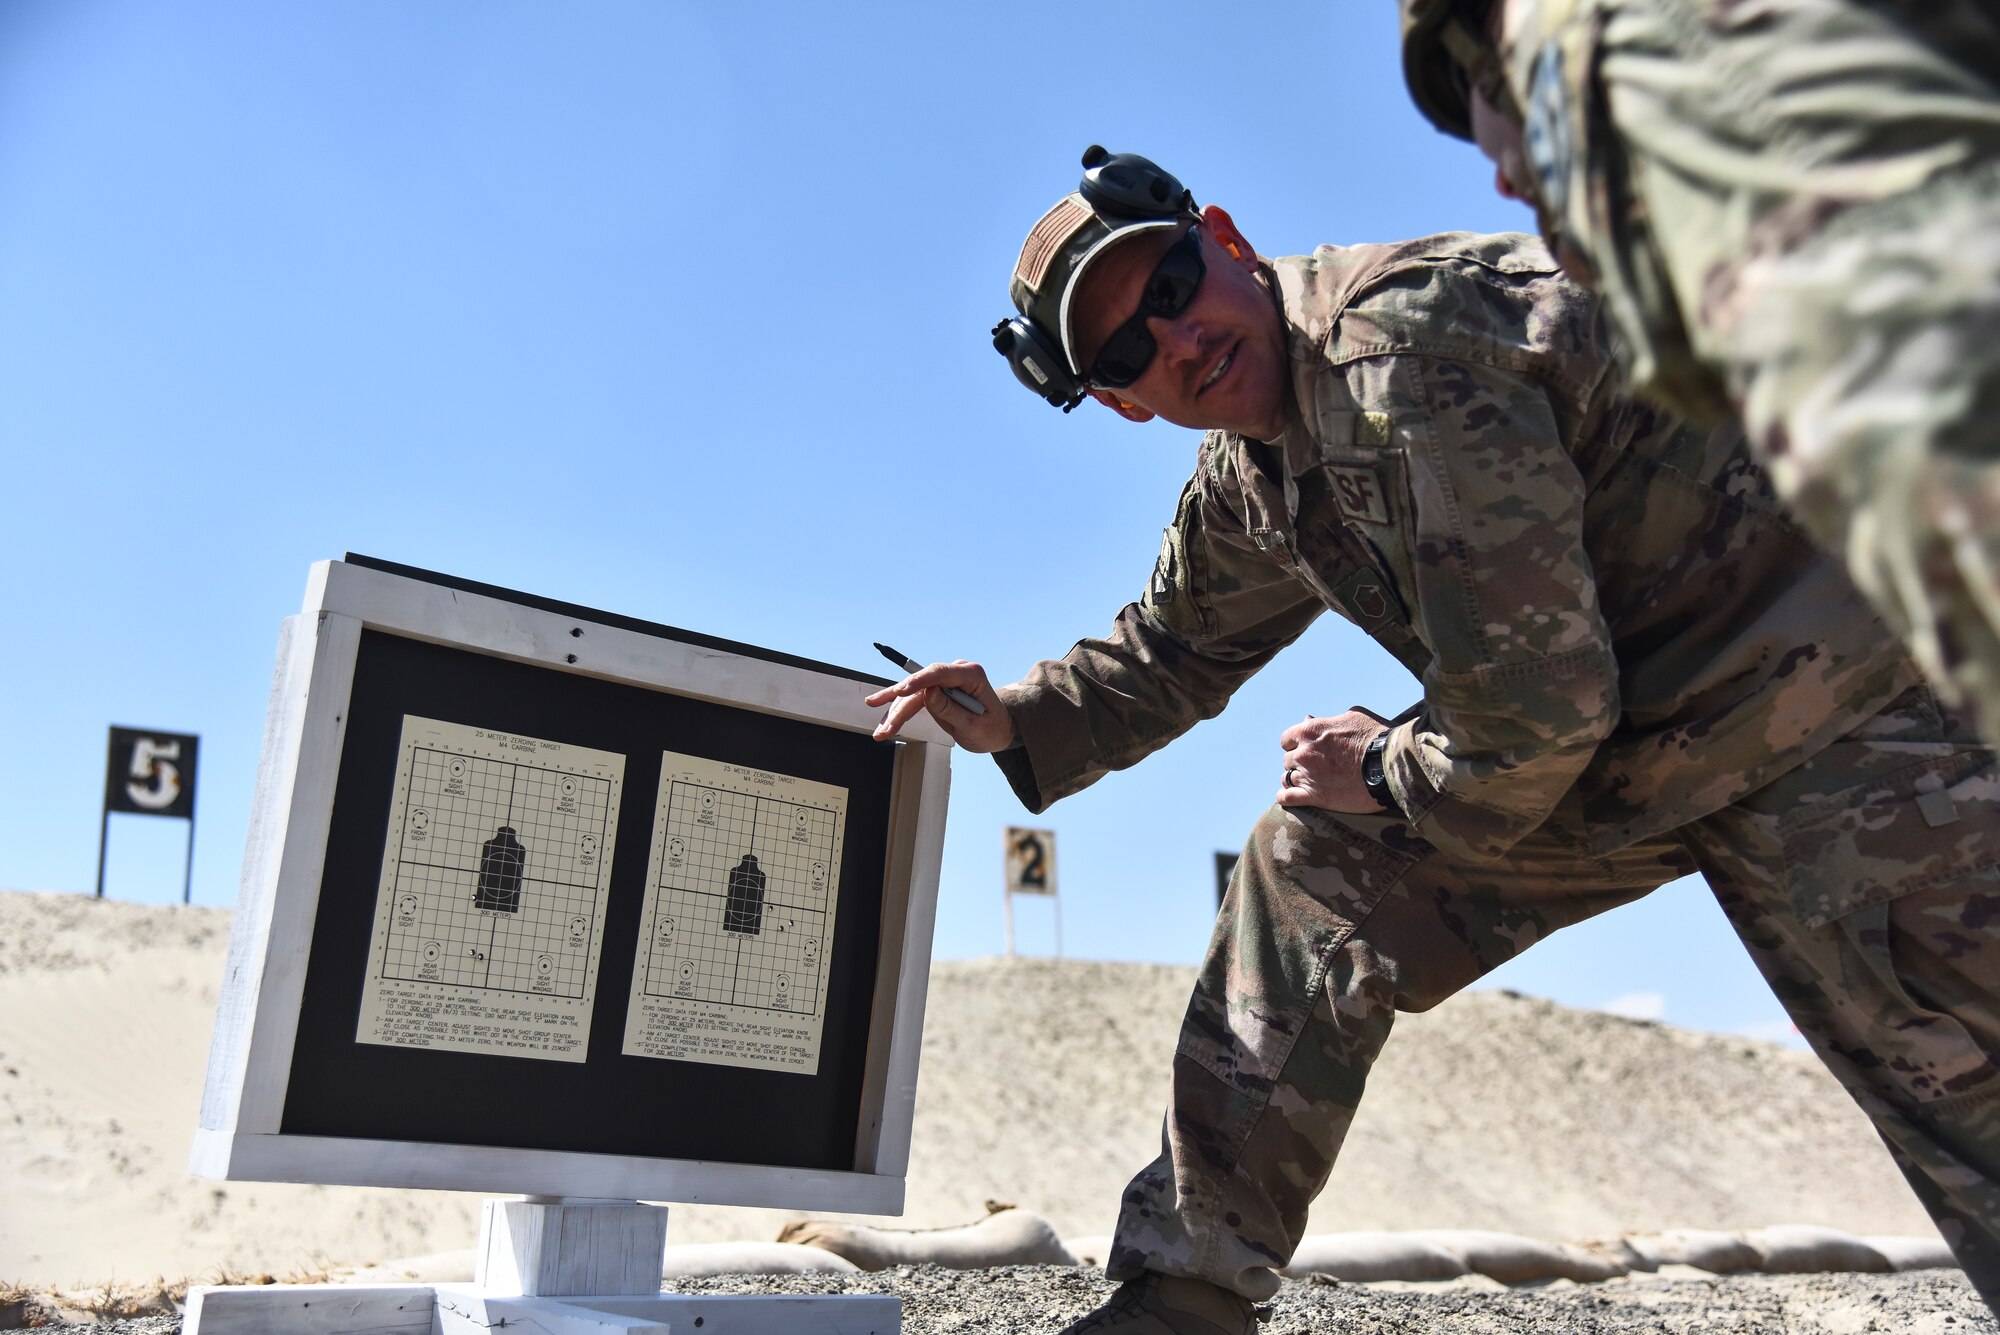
[0,0,1797,1045]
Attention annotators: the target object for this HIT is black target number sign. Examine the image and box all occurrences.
[105,727,199,820]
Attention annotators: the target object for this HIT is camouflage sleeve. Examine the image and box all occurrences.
[992,442,1324,813]
[1377,354,1620,861]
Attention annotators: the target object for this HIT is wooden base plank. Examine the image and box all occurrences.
[184,1282,900,1335]
[183,1283,433,1334]
[435,1286,901,1335]
[435,1290,669,1333]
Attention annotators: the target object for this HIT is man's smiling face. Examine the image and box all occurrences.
[1069,205,1292,440]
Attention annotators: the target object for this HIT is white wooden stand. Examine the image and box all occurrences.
[187,562,942,1335]
[477,1197,671,1296]
[184,1198,899,1334]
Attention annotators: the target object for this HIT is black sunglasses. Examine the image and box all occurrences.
[1084,223,1206,389]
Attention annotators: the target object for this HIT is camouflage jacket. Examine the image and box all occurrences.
[1490,0,2000,415]
[992,232,1916,862]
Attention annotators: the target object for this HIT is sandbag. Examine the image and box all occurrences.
[1743,1225,1891,1274]
[660,1241,859,1278]
[1862,1234,1959,1271]
[1620,1229,1760,1274]
[1592,1236,1656,1273]
[777,1207,1078,1271]
[1409,1229,1629,1284]
[1282,1232,1469,1282]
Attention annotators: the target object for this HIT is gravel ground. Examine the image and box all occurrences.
[22,1265,2000,1334]
[681,1266,2000,1333]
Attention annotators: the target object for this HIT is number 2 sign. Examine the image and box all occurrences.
[1004,826,1057,897]
[1001,826,1059,958]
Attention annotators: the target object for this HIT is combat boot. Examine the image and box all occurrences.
[1056,1272,1263,1334]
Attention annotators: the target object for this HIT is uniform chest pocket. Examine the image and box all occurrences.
[1297,457,1415,624]
[1307,406,1409,537]
[1291,460,1432,675]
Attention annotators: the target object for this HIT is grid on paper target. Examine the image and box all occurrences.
[356,716,624,1061]
[624,752,848,1073]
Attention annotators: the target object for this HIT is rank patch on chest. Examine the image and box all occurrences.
[1330,466,1391,526]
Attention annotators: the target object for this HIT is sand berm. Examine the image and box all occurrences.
[3,889,1992,1332]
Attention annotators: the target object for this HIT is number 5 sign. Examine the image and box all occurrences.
[99,726,200,900]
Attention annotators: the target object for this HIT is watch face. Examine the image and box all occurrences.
[1362,734,1393,809]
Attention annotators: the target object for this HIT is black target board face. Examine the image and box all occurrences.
[193,558,952,1210]
[282,629,892,1169]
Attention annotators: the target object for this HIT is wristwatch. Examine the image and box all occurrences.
[1361,729,1397,814]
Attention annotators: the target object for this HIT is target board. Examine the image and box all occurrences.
[193,556,952,1212]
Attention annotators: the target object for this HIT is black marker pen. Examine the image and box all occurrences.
[872,642,987,716]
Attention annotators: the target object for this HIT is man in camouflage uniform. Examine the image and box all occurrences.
[1399,0,2000,745]
[869,149,2000,1332]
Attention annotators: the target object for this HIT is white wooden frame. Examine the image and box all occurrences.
[192,558,951,1214]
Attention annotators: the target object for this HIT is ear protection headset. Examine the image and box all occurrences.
[992,146,1197,411]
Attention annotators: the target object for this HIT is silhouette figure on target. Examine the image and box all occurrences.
[724,853,766,935]
[475,826,527,912]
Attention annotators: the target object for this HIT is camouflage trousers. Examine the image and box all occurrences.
[1106,686,2000,1305]
[1507,0,2000,739]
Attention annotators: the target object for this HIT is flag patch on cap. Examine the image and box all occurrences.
[1015,196,1092,296]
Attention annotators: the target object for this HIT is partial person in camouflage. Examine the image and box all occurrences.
[868,148,2000,1332]
[1399,0,2000,744]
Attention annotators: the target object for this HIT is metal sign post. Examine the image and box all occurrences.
[1214,850,1241,908]
[98,726,200,903]
[1002,826,1060,958]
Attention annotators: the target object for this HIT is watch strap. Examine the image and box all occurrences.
[1362,729,1396,813]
